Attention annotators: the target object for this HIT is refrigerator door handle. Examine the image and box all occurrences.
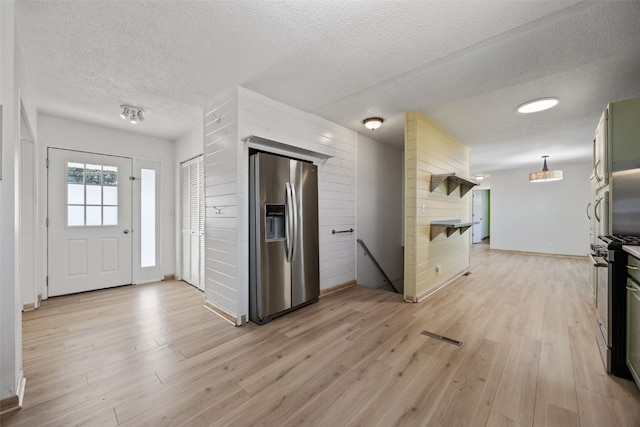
[289,182,298,262]
[285,182,294,262]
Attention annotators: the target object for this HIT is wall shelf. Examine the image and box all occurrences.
[430,220,478,241]
[430,173,478,197]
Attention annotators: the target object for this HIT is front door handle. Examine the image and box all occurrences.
[123,229,130,234]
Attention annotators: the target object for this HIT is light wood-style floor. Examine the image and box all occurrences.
[3,243,640,426]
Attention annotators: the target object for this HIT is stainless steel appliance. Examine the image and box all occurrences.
[612,169,640,235]
[249,151,319,324]
[591,235,640,378]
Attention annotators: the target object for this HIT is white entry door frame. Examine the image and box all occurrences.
[47,148,133,296]
[47,149,164,297]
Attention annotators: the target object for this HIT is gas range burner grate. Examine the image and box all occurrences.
[603,235,640,246]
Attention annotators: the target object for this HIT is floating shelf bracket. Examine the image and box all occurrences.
[429,173,478,197]
[430,220,478,241]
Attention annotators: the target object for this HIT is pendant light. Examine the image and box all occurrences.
[529,155,563,182]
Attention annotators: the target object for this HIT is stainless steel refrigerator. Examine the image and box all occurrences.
[249,152,319,324]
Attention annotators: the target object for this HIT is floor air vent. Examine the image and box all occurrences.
[421,330,463,346]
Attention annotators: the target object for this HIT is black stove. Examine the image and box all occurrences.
[592,234,638,380]
[599,234,640,248]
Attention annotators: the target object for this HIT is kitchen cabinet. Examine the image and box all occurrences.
[625,248,640,390]
[591,97,640,237]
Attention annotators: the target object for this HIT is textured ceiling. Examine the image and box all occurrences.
[14,1,640,176]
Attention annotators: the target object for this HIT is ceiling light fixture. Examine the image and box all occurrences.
[120,105,145,124]
[362,117,384,130]
[517,97,559,114]
[475,175,485,181]
[529,155,563,182]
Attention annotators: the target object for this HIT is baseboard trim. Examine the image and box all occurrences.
[204,300,238,326]
[23,302,35,312]
[0,395,19,417]
[163,274,176,281]
[0,371,25,417]
[406,268,470,303]
[489,248,588,260]
[320,280,356,298]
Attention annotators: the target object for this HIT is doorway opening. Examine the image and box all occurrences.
[472,189,490,244]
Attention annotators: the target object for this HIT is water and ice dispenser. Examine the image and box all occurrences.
[265,204,285,241]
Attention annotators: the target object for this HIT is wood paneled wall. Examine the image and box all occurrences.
[203,93,239,318]
[404,110,472,301]
[203,88,357,324]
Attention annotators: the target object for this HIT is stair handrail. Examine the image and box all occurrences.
[356,239,400,294]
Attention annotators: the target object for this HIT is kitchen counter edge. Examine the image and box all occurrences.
[623,245,640,259]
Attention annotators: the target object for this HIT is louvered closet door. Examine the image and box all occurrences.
[181,164,192,284]
[199,160,205,290]
[181,156,204,290]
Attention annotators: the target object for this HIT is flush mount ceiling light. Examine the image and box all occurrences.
[474,175,485,181]
[529,155,563,182]
[362,117,384,130]
[517,97,559,114]
[120,105,145,124]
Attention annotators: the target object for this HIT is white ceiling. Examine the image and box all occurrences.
[15,1,640,176]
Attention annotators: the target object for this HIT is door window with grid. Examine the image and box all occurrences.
[66,162,119,226]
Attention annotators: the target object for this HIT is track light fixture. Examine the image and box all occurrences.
[120,105,145,124]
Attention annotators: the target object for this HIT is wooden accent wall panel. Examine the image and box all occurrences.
[203,92,240,320]
[404,111,471,301]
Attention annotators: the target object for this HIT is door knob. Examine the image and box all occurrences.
[123,229,130,234]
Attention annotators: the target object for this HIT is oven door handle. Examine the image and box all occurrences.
[589,254,608,267]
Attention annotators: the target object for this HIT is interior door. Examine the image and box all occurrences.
[181,156,204,290]
[48,148,133,296]
[472,190,482,244]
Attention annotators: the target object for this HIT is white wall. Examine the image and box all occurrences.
[356,133,403,290]
[37,115,177,291]
[174,123,204,281]
[203,87,357,323]
[1,0,36,402]
[490,161,591,256]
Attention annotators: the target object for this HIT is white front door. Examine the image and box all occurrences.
[48,148,133,296]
